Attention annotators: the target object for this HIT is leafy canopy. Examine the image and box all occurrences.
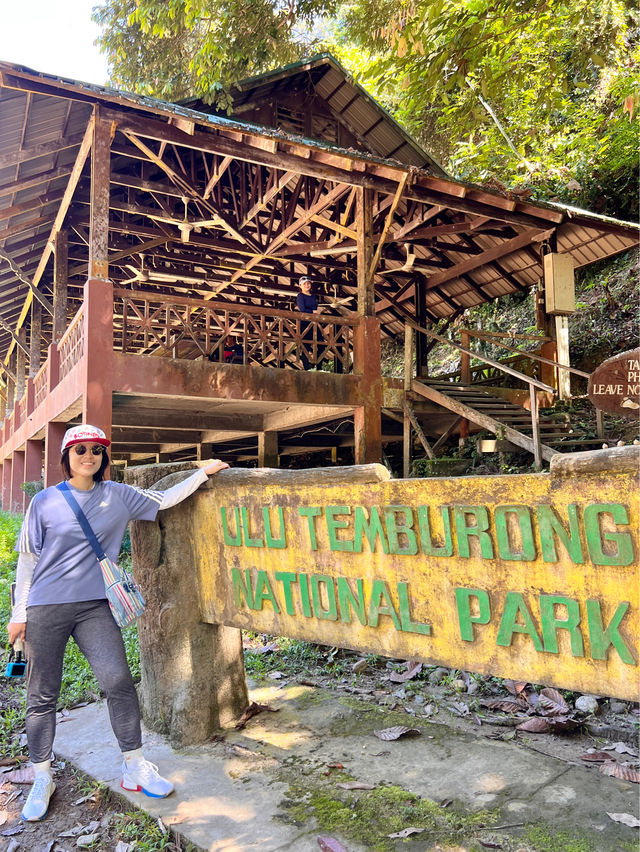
[93,0,639,216]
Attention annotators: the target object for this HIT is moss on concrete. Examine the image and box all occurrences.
[523,822,597,852]
[277,767,497,852]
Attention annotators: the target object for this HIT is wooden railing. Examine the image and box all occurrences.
[58,305,85,381]
[113,290,356,373]
[33,361,48,409]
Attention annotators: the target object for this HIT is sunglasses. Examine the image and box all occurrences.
[72,444,105,456]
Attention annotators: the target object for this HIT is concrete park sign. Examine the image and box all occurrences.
[194,447,639,702]
[588,348,640,417]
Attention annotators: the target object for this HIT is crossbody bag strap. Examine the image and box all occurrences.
[57,481,107,561]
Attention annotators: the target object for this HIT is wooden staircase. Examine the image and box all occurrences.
[410,380,564,462]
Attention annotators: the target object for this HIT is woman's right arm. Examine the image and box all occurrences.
[7,552,37,644]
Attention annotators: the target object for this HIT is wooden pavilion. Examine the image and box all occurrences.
[0,54,637,511]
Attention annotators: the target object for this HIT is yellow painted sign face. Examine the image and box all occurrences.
[196,457,639,700]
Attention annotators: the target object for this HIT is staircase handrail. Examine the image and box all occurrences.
[461,328,591,379]
[409,322,555,393]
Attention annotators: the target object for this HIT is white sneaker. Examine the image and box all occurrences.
[121,758,174,798]
[21,773,56,821]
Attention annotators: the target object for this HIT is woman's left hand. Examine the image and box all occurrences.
[203,459,230,476]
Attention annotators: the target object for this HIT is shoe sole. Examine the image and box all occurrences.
[21,783,56,821]
[121,781,173,798]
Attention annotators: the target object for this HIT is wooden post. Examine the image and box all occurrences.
[459,329,471,444]
[555,315,571,400]
[356,187,375,317]
[529,384,542,470]
[415,276,429,378]
[258,431,279,468]
[15,329,27,404]
[53,230,68,343]
[29,300,42,377]
[89,113,111,281]
[353,316,383,464]
[403,324,413,478]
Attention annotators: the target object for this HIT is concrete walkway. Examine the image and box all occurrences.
[53,681,640,852]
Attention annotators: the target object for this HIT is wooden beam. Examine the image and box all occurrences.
[0,166,74,198]
[424,228,554,290]
[368,173,408,286]
[0,132,86,169]
[0,246,54,315]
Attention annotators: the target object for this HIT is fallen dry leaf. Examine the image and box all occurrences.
[2,766,34,784]
[600,762,640,783]
[317,836,349,852]
[389,661,422,683]
[479,841,503,849]
[538,688,569,716]
[516,717,551,733]
[580,751,610,762]
[373,726,421,741]
[115,841,134,852]
[448,701,470,717]
[480,698,527,713]
[335,781,376,790]
[388,826,425,838]
[1,825,24,837]
[505,680,528,696]
[234,701,279,730]
[327,763,344,770]
[77,834,100,848]
[606,812,640,828]
[0,811,7,827]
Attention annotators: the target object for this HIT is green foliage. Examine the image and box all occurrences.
[21,480,44,498]
[335,0,639,218]
[93,0,339,107]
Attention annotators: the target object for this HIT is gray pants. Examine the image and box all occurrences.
[24,600,141,763]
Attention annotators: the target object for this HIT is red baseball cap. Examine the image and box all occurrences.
[61,425,111,453]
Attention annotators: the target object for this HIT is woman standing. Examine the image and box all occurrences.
[296,275,323,370]
[6,425,229,822]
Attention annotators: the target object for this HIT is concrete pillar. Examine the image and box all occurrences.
[82,278,114,446]
[24,439,44,506]
[353,316,382,464]
[1,457,12,512]
[10,450,25,514]
[45,422,67,488]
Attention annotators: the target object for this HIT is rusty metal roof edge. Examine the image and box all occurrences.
[1,60,639,235]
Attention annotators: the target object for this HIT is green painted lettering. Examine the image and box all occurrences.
[254,570,280,612]
[454,506,494,558]
[397,582,431,634]
[417,505,453,557]
[337,577,367,625]
[232,567,255,609]
[298,572,313,617]
[264,506,286,549]
[586,599,636,665]
[221,507,242,546]
[325,506,354,552]
[536,504,584,564]
[583,504,634,566]
[455,588,491,641]
[367,580,401,629]
[495,506,536,562]
[274,571,297,615]
[311,574,338,620]
[384,506,418,555]
[539,595,584,657]
[241,506,264,547]
[353,506,389,554]
[298,507,322,550]
[496,592,543,651]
